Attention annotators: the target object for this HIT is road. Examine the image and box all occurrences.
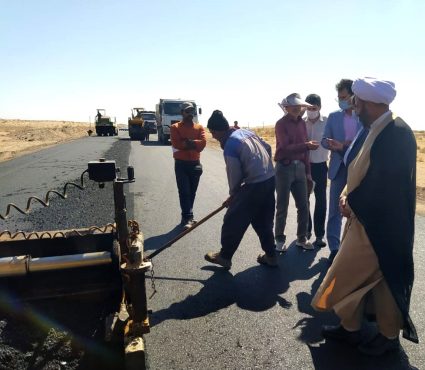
[0,132,424,369]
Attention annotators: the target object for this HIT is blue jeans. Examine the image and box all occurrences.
[326,165,347,251]
[174,160,203,221]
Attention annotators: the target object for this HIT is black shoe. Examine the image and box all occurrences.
[358,333,400,356]
[314,237,327,248]
[322,324,362,346]
[328,250,338,264]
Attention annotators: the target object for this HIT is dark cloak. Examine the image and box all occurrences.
[347,118,418,343]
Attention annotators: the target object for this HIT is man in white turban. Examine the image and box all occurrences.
[312,77,418,355]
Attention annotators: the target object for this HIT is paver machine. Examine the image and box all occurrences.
[95,109,118,136]
[0,159,150,369]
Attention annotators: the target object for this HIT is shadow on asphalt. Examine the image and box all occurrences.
[149,240,417,369]
[307,339,417,370]
[150,241,321,325]
[143,224,185,253]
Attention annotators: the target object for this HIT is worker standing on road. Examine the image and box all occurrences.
[204,110,277,270]
[143,120,150,141]
[171,102,206,230]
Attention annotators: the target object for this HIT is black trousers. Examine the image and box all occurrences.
[220,176,276,260]
[308,162,328,239]
[175,160,203,221]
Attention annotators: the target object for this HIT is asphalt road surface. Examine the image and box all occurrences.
[0,132,424,369]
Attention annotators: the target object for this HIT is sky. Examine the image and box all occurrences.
[1,0,424,130]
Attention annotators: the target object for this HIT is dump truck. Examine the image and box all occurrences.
[95,109,118,136]
[128,108,157,140]
[155,99,201,144]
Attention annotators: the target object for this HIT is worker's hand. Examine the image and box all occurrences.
[185,138,197,150]
[339,196,351,218]
[306,140,320,150]
[326,138,344,151]
[222,196,233,208]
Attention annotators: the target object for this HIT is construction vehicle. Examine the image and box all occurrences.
[155,99,201,144]
[0,159,150,369]
[128,108,157,140]
[95,109,118,136]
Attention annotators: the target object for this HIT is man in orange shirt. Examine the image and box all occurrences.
[171,102,207,229]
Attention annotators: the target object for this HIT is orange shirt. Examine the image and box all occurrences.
[170,121,206,161]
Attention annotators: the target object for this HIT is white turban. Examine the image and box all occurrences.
[352,77,396,105]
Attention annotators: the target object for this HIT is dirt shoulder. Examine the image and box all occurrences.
[0,119,90,162]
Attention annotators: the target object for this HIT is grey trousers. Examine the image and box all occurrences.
[274,160,309,242]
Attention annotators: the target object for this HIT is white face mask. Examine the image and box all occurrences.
[307,110,320,120]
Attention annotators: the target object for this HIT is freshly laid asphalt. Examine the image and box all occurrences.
[0,132,423,369]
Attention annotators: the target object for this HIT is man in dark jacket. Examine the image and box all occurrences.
[312,77,418,355]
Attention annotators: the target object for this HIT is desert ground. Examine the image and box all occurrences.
[0,119,91,162]
[1,119,424,214]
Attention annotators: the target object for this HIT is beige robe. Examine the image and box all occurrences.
[311,112,402,337]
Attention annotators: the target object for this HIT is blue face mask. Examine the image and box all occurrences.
[338,99,351,110]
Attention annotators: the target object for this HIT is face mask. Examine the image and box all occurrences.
[338,100,351,110]
[307,110,320,120]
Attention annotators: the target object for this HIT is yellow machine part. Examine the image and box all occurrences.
[128,118,144,127]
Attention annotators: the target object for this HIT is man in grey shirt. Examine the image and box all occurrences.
[204,110,277,270]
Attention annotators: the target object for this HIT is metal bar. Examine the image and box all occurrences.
[29,251,112,272]
[0,255,27,276]
[0,252,112,277]
[114,180,130,255]
[145,204,226,260]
